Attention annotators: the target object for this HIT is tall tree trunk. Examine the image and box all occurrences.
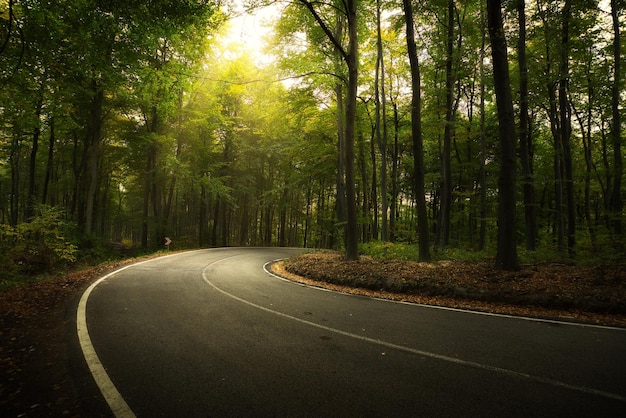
[304,180,312,248]
[403,0,431,261]
[335,82,347,244]
[369,120,379,240]
[84,84,104,236]
[571,78,596,247]
[27,93,44,221]
[478,2,487,251]
[297,0,360,259]
[343,0,359,260]
[42,117,55,206]
[538,2,565,252]
[375,0,388,242]
[357,129,370,242]
[559,0,575,256]
[610,0,623,236]
[279,187,288,247]
[199,182,208,247]
[141,141,156,250]
[9,135,20,226]
[517,0,538,251]
[487,0,518,270]
[390,99,399,242]
[438,0,455,248]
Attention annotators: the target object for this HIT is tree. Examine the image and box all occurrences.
[402,0,431,262]
[374,0,389,242]
[296,0,360,260]
[487,0,518,270]
[517,0,538,251]
[609,0,623,236]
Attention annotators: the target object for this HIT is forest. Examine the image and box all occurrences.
[0,0,624,279]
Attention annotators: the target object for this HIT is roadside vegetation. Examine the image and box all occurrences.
[280,243,626,326]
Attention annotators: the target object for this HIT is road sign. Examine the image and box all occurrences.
[164,237,172,246]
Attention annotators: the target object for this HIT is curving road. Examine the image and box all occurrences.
[76,248,626,417]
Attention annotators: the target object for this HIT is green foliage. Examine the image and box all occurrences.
[0,205,78,284]
[1,0,624,267]
[360,241,420,260]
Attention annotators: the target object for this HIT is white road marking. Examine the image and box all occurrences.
[77,265,137,418]
[264,260,626,332]
[201,257,626,403]
[76,250,209,417]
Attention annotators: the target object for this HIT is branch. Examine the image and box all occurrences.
[296,0,348,62]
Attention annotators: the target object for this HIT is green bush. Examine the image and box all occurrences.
[0,205,78,283]
[360,241,420,260]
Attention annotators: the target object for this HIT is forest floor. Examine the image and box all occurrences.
[1,251,625,417]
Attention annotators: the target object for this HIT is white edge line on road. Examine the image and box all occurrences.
[76,250,207,417]
[200,257,626,403]
[77,265,137,418]
[264,260,626,332]
[75,248,234,418]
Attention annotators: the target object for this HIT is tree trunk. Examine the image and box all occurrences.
[297,0,359,259]
[402,0,431,262]
[517,0,538,251]
[279,187,288,247]
[84,84,103,236]
[42,117,55,206]
[9,135,20,227]
[343,0,359,260]
[559,0,575,256]
[610,0,623,236]
[357,129,370,242]
[538,2,566,252]
[487,0,518,271]
[438,0,455,249]
[369,120,378,240]
[27,95,44,221]
[571,82,596,247]
[375,0,388,242]
[335,82,347,245]
[199,182,208,247]
[478,2,487,251]
[390,99,399,242]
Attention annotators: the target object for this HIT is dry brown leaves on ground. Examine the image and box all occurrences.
[277,252,626,327]
[0,259,144,417]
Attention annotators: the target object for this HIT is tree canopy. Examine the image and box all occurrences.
[1,0,624,276]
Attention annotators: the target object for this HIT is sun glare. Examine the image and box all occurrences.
[221,1,281,66]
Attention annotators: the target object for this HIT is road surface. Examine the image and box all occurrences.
[76,247,626,417]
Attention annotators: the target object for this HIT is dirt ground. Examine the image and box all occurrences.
[1,252,625,417]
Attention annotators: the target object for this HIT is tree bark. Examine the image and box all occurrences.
[27,95,43,221]
[42,117,55,206]
[375,0,388,242]
[517,0,538,251]
[437,0,455,248]
[559,0,575,256]
[84,84,103,236]
[487,0,518,270]
[610,0,623,236]
[343,0,359,260]
[478,2,487,251]
[402,0,431,261]
[296,0,359,259]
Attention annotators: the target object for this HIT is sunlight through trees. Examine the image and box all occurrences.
[1,0,624,275]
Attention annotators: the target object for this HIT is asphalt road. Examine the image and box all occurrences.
[76,247,626,417]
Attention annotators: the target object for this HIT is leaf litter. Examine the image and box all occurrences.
[276,252,626,327]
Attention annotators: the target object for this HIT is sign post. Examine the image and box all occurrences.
[164,237,172,251]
